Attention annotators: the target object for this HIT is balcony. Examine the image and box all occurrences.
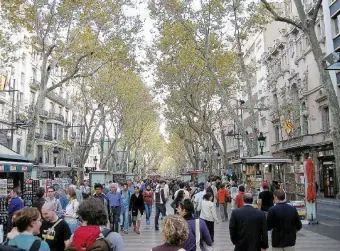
[39,110,49,118]
[0,92,8,104]
[44,134,53,141]
[281,135,313,150]
[49,113,64,123]
[46,91,67,107]
[30,80,40,90]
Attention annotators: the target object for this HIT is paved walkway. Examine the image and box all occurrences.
[120,203,340,251]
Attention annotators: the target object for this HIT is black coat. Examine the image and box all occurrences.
[129,193,144,216]
[229,205,268,251]
[267,202,302,248]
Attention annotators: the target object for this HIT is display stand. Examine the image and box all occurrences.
[22,179,40,207]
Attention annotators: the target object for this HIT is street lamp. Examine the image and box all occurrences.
[93,156,98,171]
[257,132,266,155]
[53,146,60,168]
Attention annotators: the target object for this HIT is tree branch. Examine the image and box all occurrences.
[260,0,303,29]
[311,0,322,24]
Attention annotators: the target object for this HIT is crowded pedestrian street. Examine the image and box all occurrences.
[122,202,340,251]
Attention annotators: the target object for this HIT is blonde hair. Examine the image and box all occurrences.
[161,215,189,246]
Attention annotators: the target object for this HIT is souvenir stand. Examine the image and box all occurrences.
[0,144,34,241]
[112,171,126,183]
[231,155,292,206]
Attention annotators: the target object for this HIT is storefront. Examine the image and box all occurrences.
[318,149,337,198]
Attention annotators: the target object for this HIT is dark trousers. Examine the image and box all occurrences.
[111,206,121,232]
[155,204,165,229]
[204,219,215,242]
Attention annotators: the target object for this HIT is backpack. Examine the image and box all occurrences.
[65,226,112,251]
[0,240,41,251]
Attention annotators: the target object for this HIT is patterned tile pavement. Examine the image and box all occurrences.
[119,203,340,251]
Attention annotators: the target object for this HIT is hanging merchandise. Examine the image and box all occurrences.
[306,159,317,203]
[23,179,33,207]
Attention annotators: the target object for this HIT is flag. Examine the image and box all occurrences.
[0,74,9,91]
[283,119,294,136]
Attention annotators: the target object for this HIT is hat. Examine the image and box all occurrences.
[262,182,269,189]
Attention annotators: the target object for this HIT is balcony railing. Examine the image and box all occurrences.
[30,80,40,90]
[49,113,64,123]
[281,135,313,150]
[46,91,67,107]
[44,134,53,141]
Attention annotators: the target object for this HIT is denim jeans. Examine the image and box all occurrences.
[111,206,121,232]
[155,204,165,230]
[144,204,152,221]
[122,208,129,232]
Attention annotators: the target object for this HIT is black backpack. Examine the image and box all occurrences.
[0,240,41,251]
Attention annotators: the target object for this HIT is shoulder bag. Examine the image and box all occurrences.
[195,219,214,251]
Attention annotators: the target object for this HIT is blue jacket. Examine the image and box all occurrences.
[8,197,24,227]
[182,217,212,251]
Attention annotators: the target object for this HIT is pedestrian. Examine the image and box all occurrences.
[40,202,72,251]
[92,183,111,224]
[33,187,46,214]
[66,198,124,251]
[63,188,79,234]
[151,215,188,251]
[129,186,144,234]
[192,184,205,218]
[229,193,268,251]
[258,183,274,214]
[106,183,123,232]
[230,184,238,209]
[154,182,166,231]
[46,187,63,218]
[171,190,185,215]
[200,192,219,242]
[216,183,230,221]
[267,190,302,251]
[206,183,215,203]
[58,189,69,211]
[234,185,245,209]
[102,183,109,194]
[120,183,131,234]
[143,184,154,225]
[174,182,190,200]
[7,207,50,251]
[7,188,24,230]
[177,199,212,251]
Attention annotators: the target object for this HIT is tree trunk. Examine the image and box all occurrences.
[307,26,340,197]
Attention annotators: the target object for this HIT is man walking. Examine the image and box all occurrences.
[40,202,71,251]
[267,190,302,251]
[46,187,63,218]
[92,183,111,223]
[174,182,190,200]
[216,184,230,221]
[258,183,274,214]
[229,193,268,251]
[154,181,166,231]
[234,185,245,209]
[120,183,131,234]
[106,183,123,232]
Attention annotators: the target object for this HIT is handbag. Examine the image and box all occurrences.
[195,219,214,251]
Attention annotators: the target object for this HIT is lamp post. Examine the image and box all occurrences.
[52,146,60,180]
[257,132,266,155]
[93,156,98,171]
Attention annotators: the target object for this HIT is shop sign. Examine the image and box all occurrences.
[21,166,27,171]
[10,165,16,171]
[0,165,4,171]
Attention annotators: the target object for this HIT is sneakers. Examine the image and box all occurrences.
[146,219,150,225]
[155,227,159,231]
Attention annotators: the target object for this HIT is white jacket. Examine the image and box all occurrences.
[199,200,219,223]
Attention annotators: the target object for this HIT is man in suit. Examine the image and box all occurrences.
[229,193,268,251]
[267,190,302,251]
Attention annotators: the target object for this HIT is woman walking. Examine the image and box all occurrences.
[143,184,153,225]
[63,188,79,233]
[177,199,212,251]
[171,190,185,215]
[130,186,144,234]
[200,192,220,242]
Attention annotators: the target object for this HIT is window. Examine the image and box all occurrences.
[32,68,37,82]
[54,124,58,140]
[321,106,330,131]
[65,110,69,123]
[38,146,43,163]
[20,72,25,86]
[59,106,62,115]
[336,72,340,86]
[16,139,21,154]
[261,117,266,127]
[303,115,309,134]
[50,102,55,114]
[332,15,340,37]
[291,84,299,104]
[274,125,280,142]
[30,91,35,105]
[46,123,53,139]
[21,53,26,67]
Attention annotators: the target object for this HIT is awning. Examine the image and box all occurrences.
[0,162,33,172]
[231,155,293,165]
[0,144,34,163]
